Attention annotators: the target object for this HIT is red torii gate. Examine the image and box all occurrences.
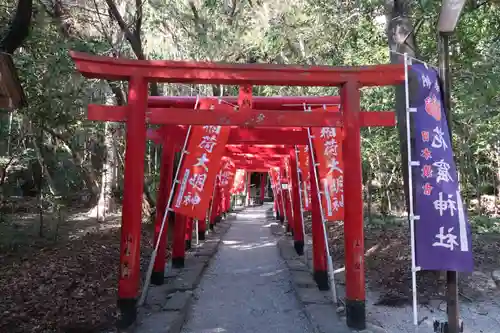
[70,51,405,331]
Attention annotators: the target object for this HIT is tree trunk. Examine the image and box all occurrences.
[0,0,33,53]
[385,0,419,212]
[43,127,100,197]
[88,121,117,221]
[495,143,500,215]
[88,86,119,220]
[475,166,482,215]
[366,172,373,224]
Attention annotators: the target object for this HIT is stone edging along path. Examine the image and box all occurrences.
[132,213,235,333]
[271,222,387,333]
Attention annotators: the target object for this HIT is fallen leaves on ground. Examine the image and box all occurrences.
[304,217,500,306]
[0,225,167,333]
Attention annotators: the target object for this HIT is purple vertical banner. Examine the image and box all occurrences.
[410,64,473,272]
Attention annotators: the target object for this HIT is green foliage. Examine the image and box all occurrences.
[0,0,498,220]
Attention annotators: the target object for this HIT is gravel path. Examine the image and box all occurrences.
[181,204,313,333]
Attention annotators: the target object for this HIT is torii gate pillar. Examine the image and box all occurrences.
[342,81,366,329]
[117,77,148,326]
[289,147,305,255]
[259,172,266,204]
[151,139,175,285]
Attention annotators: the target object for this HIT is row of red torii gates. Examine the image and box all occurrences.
[70,51,406,331]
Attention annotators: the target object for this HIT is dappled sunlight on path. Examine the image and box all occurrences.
[181,204,312,333]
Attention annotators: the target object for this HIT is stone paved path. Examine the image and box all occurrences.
[181,204,313,333]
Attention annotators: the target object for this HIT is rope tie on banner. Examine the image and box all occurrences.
[304,103,338,304]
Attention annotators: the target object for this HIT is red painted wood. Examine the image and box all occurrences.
[227,128,309,145]
[185,217,193,242]
[88,105,343,127]
[152,141,174,277]
[172,214,187,261]
[260,173,266,203]
[70,51,405,87]
[118,77,148,300]
[289,148,305,244]
[309,144,328,274]
[281,164,294,234]
[88,105,394,129]
[148,95,341,110]
[341,81,365,301]
[225,145,289,155]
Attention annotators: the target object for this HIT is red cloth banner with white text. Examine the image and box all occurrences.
[172,101,231,220]
[311,106,344,222]
[269,167,280,198]
[230,169,246,194]
[297,145,311,212]
[217,157,236,212]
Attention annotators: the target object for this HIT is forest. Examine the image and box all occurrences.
[0,0,499,332]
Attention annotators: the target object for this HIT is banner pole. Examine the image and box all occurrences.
[194,218,199,246]
[294,145,308,266]
[306,117,338,304]
[404,53,419,327]
[207,171,220,231]
[138,102,198,306]
[279,167,287,224]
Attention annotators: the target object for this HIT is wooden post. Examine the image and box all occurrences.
[308,146,329,290]
[151,141,174,285]
[289,147,305,255]
[185,217,193,250]
[117,76,148,327]
[172,214,187,268]
[342,80,366,330]
[260,172,266,204]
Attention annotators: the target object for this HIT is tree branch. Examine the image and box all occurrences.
[135,0,142,42]
[104,0,159,95]
[0,0,33,53]
[104,0,144,59]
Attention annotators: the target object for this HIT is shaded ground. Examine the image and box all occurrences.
[303,215,500,305]
[0,208,163,333]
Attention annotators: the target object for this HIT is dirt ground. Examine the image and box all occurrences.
[2,205,498,332]
[0,208,161,333]
[304,215,500,306]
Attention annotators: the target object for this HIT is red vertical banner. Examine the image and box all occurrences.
[311,106,344,222]
[269,167,280,196]
[231,169,246,194]
[297,145,311,212]
[172,101,231,220]
[218,157,236,212]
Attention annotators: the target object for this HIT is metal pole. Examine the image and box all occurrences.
[404,53,419,327]
[439,31,460,333]
[139,125,192,306]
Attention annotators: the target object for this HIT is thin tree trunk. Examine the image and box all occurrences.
[385,0,419,212]
[475,166,482,215]
[495,143,500,215]
[88,88,118,220]
[366,170,373,224]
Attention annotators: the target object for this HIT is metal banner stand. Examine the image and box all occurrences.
[404,53,421,327]
[305,103,338,303]
[207,171,220,233]
[194,219,199,246]
[138,98,200,306]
